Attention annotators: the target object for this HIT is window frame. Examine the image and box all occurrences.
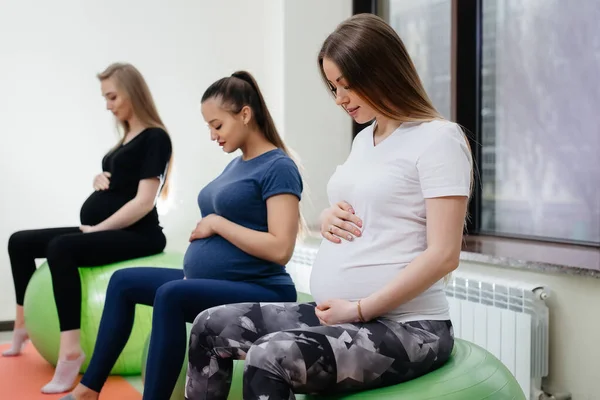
[352,0,599,247]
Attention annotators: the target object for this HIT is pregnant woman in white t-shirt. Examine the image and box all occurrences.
[184,13,473,400]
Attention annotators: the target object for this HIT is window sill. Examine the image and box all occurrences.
[300,231,600,279]
[461,235,600,278]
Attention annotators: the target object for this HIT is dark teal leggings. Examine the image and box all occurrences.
[79,267,296,400]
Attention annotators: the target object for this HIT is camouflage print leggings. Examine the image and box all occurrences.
[185,302,454,400]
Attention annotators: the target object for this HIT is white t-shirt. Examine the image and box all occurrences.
[309,119,472,323]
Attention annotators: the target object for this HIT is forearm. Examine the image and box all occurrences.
[94,198,154,231]
[212,216,293,265]
[360,248,458,320]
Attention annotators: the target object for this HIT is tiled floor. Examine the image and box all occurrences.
[0,330,144,393]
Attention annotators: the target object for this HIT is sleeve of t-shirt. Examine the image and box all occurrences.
[140,129,172,180]
[261,157,303,201]
[416,123,472,198]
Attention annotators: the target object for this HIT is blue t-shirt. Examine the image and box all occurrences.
[183,149,302,285]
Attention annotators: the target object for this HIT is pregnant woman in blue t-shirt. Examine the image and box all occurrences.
[3,63,173,394]
[62,70,303,400]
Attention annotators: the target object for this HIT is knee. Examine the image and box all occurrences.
[191,308,211,334]
[189,304,254,356]
[188,309,213,355]
[188,306,223,350]
[106,269,138,296]
[46,236,72,268]
[154,280,184,310]
[245,331,295,373]
[8,231,32,254]
[190,304,257,342]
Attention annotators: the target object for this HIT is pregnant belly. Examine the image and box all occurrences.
[79,191,131,226]
[183,236,281,281]
[309,240,411,304]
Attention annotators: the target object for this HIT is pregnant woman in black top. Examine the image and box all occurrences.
[2,63,173,394]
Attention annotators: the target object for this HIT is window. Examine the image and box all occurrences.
[384,0,452,119]
[480,0,600,244]
[362,0,600,246]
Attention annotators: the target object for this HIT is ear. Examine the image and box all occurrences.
[240,105,252,126]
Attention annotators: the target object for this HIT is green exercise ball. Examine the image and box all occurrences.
[226,339,526,400]
[225,292,527,400]
[298,339,526,399]
[23,251,184,375]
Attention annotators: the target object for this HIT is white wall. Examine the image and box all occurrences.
[262,1,285,135]
[281,0,354,227]
[0,0,278,321]
[0,0,353,321]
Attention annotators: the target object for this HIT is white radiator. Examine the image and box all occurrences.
[445,271,549,400]
[286,245,550,400]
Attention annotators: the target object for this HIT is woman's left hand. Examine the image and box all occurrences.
[79,225,97,233]
[189,214,220,242]
[315,299,360,325]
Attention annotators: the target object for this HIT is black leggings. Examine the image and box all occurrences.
[186,302,455,399]
[8,227,166,331]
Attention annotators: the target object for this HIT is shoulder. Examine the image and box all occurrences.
[266,150,298,168]
[261,151,302,184]
[260,150,303,199]
[414,120,473,168]
[142,127,172,152]
[263,151,300,176]
[405,120,469,157]
[143,127,171,142]
[415,120,465,144]
[414,120,473,195]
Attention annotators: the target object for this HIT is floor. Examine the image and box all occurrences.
[0,330,144,393]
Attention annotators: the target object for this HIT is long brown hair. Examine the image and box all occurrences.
[97,62,173,199]
[318,13,443,123]
[201,71,307,235]
[318,13,473,196]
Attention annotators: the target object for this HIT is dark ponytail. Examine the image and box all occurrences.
[201,71,309,235]
[201,70,290,157]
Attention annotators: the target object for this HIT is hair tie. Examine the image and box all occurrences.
[231,72,256,92]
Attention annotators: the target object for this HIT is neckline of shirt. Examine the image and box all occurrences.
[369,120,420,148]
[239,148,281,163]
[122,127,151,147]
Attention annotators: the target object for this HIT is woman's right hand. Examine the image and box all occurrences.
[93,172,111,191]
[320,201,363,243]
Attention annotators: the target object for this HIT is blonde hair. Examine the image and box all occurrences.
[97,62,173,199]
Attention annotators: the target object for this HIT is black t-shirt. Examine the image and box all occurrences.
[79,127,172,232]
